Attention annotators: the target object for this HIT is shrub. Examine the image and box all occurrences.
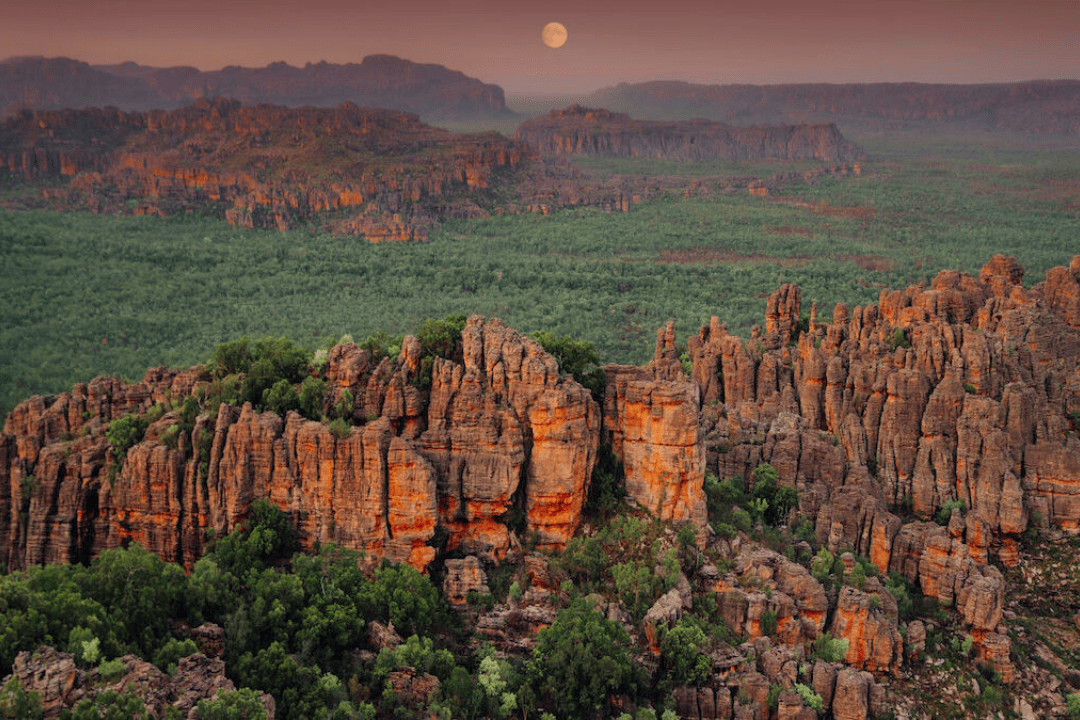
[533,330,606,400]
[811,548,835,583]
[794,683,824,712]
[297,377,327,420]
[417,314,467,361]
[886,572,915,621]
[934,498,966,526]
[0,677,43,718]
[262,379,299,417]
[586,444,624,513]
[889,327,910,349]
[97,658,128,682]
[328,418,351,439]
[106,413,149,462]
[759,610,778,637]
[659,617,711,690]
[1066,692,1080,720]
[524,600,641,719]
[812,633,850,663]
[750,464,797,526]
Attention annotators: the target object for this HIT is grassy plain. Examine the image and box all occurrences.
[2,130,1078,417]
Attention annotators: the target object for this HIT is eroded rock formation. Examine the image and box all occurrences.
[1,646,275,719]
[0,99,531,240]
[0,316,604,572]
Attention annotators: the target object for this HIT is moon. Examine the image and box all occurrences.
[542,22,568,49]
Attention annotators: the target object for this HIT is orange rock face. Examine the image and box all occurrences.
[603,365,707,528]
[0,318,600,572]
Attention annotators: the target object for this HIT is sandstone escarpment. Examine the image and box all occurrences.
[0,317,605,572]
[0,98,532,240]
[517,105,864,163]
[692,254,1080,671]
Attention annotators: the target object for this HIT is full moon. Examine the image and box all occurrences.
[542,22,568,48]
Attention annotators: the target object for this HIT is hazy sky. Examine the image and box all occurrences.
[4,0,1078,94]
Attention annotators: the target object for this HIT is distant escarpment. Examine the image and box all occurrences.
[589,79,1080,134]
[0,98,531,240]
[0,55,508,121]
[516,105,864,163]
[0,99,865,238]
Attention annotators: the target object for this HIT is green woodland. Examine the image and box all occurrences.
[1,130,1078,417]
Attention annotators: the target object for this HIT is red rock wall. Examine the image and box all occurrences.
[0,317,602,572]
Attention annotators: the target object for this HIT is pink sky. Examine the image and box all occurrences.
[3,0,1078,94]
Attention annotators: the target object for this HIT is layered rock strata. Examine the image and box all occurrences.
[0,317,603,571]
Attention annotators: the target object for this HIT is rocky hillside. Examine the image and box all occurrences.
[4,254,1080,718]
[0,99,866,239]
[0,98,532,240]
[516,105,864,163]
[589,80,1080,134]
[0,55,509,121]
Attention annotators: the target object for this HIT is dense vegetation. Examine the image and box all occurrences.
[0,445,831,719]
[2,130,1077,418]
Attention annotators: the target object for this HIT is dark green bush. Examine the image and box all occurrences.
[524,600,641,719]
[533,330,606,400]
[106,413,149,462]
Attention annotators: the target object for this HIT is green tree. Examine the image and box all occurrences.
[532,330,606,400]
[525,600,641,719]
[659,617,711,691]
[105,414,149,462]
[195,688,268,720]
[0,678,43,719]
[262,379,299,417]
[63,689,149,719]
[77,545,188,658]
[750,464,797,526]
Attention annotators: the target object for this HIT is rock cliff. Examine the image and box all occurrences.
[516,105,864,163]
[0,317,607,572]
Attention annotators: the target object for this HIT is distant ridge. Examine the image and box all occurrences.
[588,80,1080,134]
[0,55,510,121]
[516,104,863,163]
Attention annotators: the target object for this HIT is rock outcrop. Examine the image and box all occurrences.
[1,646,275,719]
[604,323,707,529]
[692,254,1080,673]
[0,317,604,571]
[517,105,864,163]
[0,99,531,240]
